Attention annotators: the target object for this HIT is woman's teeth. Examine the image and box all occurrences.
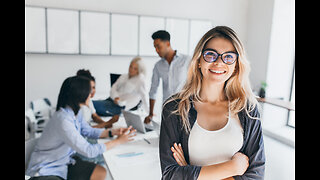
[209,69,225,74]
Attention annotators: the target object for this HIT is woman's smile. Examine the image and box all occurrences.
[208,69,227,75]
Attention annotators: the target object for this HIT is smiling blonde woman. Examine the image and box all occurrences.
[159,26,265,180]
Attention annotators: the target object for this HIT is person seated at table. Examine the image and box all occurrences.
[26,75,136,180]
[76,69,114,129]
[93,56,149,118]
[76,69,116,166]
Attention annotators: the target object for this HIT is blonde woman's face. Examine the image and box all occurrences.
[129,61,139,77]
[199,37,237,84]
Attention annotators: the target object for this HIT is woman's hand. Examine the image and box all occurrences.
[111,127,126,136]
[116,126,136,144]
[104,126,136,150]
[171,142,187,166]
[230,152,249,176]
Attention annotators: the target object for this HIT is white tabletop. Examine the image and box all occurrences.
[98,116,162,180]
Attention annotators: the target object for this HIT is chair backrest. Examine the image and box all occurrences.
[25,116,32,140]
[26,108,47,134]
[25,109,37,123]
[25,137,39,171]
[30,98,52,119]
[110,73,121,87]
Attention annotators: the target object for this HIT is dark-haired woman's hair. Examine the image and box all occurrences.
[76,69,95,82]
[56,76,91,115]
[152,30,170,41]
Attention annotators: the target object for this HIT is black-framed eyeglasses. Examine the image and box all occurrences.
[202,48,238,65]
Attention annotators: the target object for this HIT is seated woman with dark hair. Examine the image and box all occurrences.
[26,75,136,180]
[76,69,115,129]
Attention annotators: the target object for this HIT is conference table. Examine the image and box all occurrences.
[97,116,162,180]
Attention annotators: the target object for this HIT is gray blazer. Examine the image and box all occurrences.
[159,96,265,180]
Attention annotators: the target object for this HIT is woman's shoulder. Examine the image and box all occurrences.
[238,104,262,128]
[163,94,181,110]
[137,74,146,82]
[54,107,76,123]
[161,95,183,128]
[119,73,128,79]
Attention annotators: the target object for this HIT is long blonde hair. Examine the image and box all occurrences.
[165,26,259,133]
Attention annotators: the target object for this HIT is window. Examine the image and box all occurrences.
[263,0,295,129]
[287,67,295,127]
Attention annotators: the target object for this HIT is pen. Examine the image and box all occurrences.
[143,138,151,144]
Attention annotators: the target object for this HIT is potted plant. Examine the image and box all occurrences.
[259,81,267,98]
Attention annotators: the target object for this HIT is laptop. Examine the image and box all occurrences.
[122,110,159,134]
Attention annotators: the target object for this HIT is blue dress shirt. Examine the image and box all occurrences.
[149,51,191,102]
[26,106,106,179]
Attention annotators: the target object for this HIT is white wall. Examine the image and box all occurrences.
[25,0,251,116]
[264,135,295,180]
[245,0,275,91]
[25,0,249,42]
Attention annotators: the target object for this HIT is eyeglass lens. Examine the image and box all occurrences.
[203,50,237,65]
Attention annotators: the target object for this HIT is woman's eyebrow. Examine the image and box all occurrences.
[203,48,237,54]
[202,48,217,52]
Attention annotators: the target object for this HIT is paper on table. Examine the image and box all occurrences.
[111,149,158,167]
[108,139,159,168]
[116,152,144,158]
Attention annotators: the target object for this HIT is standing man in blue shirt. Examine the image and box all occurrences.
[144,30,191,124]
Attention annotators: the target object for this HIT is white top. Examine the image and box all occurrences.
[82,99,96,124]
[188,108,243,166]
[110,73,149,114]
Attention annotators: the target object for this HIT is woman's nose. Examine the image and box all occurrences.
[213,56,224,65]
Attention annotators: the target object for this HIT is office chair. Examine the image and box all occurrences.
[25,108,47,136]
[30,98,54,121]
[25,137,39,172]
[110,73,121,87]
[26,98,53,135]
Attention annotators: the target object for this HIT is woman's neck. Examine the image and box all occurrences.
[200,81,226,103]
[128,74,138,79]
